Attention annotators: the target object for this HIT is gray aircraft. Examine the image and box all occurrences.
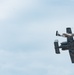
[54,27,74,63]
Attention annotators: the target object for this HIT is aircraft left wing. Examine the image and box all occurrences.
[66,27,74,63]
[69,50,74,63]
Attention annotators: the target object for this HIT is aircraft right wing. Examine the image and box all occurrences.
[66,27,73,42]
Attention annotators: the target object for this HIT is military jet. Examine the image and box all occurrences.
[54,27,74,63]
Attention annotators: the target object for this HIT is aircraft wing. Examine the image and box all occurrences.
[66,28,74,63]
[69,50,74,63]
[66,27,73,42]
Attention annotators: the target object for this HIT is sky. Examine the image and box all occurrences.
[0,0,74,75]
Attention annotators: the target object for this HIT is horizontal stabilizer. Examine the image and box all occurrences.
[54,41,60,54]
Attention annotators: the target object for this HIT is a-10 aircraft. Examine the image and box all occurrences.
[54,27,74,63]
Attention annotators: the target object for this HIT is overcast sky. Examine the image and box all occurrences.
[0,0,74,75]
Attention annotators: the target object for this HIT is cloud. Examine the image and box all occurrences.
[48,65,71,75]
[0,48,73,75]
[0,0,74,75]
[0,49,49,75]
[0,0,41,20]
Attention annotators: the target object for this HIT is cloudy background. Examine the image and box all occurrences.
[0,0,74,75]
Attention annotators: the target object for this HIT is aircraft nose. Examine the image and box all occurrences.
[56,31,58,36]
